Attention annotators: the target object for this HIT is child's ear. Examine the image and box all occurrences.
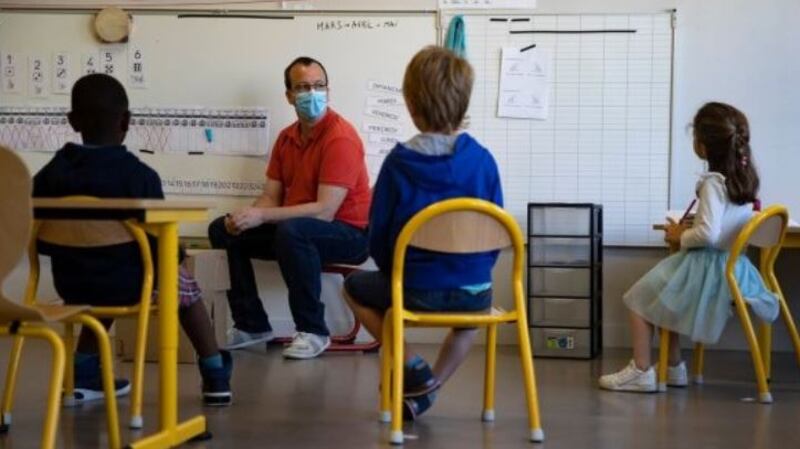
[67,111,81,133]
[121,110,131,133]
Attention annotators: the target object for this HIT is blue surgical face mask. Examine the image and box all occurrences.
[294,91,328,121]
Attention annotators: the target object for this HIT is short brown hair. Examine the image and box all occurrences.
[402,46,473,133]
[693,102,759,205]
[284,56,328,91]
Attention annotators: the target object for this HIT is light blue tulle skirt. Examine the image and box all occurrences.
[623,248,779,344]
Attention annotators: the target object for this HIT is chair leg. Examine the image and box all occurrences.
[1,335,25,430]
[129,311,151,429]
[482,324,497,422]
[733,297,772,403]
[758,323,772,381]
[777,289,800,370]
[29,326,66,449]
[62,323,76,407]
[692,343,705,384]
[379,317,392,424]
[657,328,669,392]
[516,320,544,442]
[74,315,122,449]
[389,315,404,445]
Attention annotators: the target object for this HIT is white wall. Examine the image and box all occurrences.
[671,0,800,214]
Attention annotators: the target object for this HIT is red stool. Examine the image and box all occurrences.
[272,265,380,353]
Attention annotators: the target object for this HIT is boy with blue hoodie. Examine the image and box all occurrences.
[34,74,232,407]
[343,46,502,419]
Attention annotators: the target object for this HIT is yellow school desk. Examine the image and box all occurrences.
[33,198,211,449]
[652,219,800,378]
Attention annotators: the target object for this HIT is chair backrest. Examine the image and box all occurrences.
[409,210,512,253]
[0,145,45,322]
[37,219,134,247]
[27,196,154,307]
[727,205,789,293]
[746,210,786,249]
[730,205,788,254]
[391,198,526,312]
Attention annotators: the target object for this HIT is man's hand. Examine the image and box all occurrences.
[224,215,241,236]
[664,217,688,249]
[229,207,271,233]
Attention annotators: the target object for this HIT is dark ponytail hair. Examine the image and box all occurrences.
[693,102,759,205]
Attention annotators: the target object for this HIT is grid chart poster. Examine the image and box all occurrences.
[447,13,672,245]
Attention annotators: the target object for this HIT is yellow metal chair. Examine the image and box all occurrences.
[5,196,156,430]
[657,205,800,402]
[0,145,121,449]
[379,198,544,445]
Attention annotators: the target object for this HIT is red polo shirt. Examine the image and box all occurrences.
[266,109,371,229]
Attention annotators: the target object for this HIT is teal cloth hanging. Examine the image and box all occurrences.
[444,15,467,58]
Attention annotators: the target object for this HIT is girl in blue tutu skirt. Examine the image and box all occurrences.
[599,102,779,392]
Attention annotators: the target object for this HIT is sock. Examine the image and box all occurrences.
[199,353,223,371]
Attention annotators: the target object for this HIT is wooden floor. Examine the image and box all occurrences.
[0,341,799,449]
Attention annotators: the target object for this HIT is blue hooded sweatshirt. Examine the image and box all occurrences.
[369,132,503,290]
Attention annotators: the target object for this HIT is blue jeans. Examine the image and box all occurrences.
[344,270,492,313]
[208,216,368,336]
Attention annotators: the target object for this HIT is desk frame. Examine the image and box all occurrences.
[33,199,209,449]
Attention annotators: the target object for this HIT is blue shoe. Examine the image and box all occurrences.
[402,392,437,421]
[404,357,441,398]
[200,350,233,407]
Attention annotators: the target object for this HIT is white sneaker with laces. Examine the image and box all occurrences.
[599,360,657,392]
[282,332,331,359]
[224,328,274,350]
[654,361,689,387]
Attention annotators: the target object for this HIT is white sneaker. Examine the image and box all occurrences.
[224,328,274,350]
[654,361,689,387]
[599,360,657,392]
[282,332,331,359]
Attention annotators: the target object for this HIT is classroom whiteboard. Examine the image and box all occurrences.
[444,12,673,246]
[0,10,436,234]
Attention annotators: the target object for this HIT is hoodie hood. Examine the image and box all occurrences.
[404,132,459,156]
[388,133,493,193]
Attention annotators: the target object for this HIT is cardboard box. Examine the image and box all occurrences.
[116,249,231,364]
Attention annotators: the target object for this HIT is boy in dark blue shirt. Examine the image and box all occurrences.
[34,73,232,407]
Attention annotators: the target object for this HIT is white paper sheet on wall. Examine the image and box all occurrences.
[1,52,22,93]
[128,46,147,89]
[82,52,99,75]
[361,80,414,184]
[52,52,72,95]
[498,47,549,119]
[29,55,48,97]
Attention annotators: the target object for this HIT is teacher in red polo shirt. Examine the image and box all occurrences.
[209,56,371,359]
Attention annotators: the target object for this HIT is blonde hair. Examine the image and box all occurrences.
[402,46,474,133]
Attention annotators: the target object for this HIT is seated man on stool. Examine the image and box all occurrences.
[209,56,371,359]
